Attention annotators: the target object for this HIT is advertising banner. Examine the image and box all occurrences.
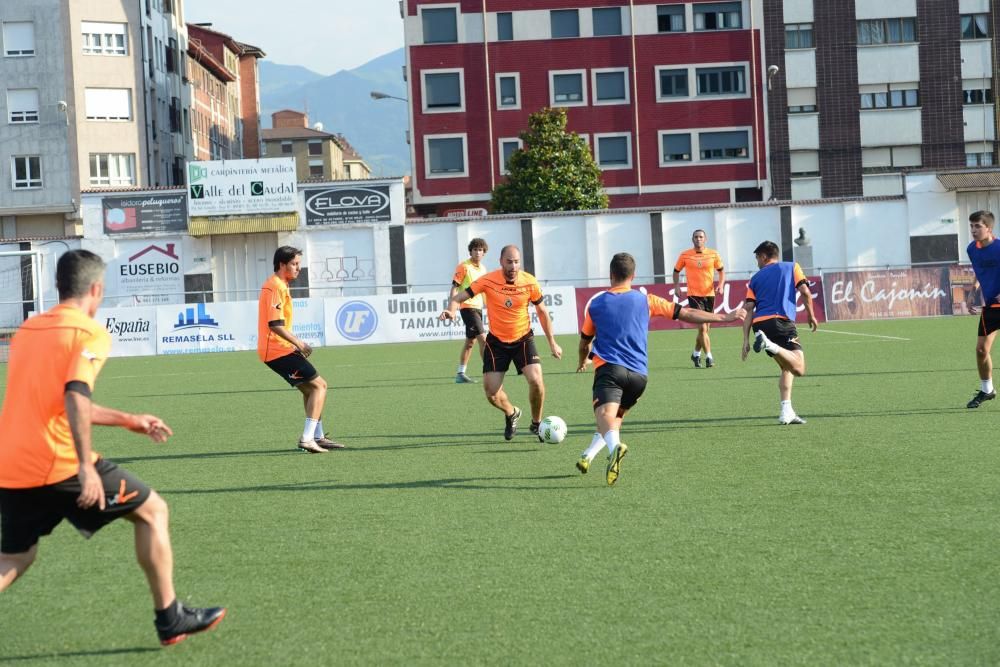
[575,278,826,331]
[303,185,391,225]
[102,193,187,234]
[155,301,254,355]
[97,306,157,357]
[109,239,184,306]
[949,265,979,315]
[322,286,579,346]
[187,158,297,216]
[823,267,951,320]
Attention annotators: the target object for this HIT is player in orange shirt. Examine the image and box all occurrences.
[258,246,343,453]
[449,238,488,383]
[672,229,726,367]
[0,250,225,646]
[440,245,563,441]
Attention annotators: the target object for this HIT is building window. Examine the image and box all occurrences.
[89,153,135,186]
[11,156,41,188]
[593,7,622,36]
[699,130,749,160]
[593,68,629,104]
[657,5,685,32]
[961,14,989,40]
[595,134,632,169]
[967,151,995,167]
[422,70,464,112]
[857,18,917,45]
[499,138,522,174]
[860,85,919,109]
[422,7,458,44]
[281,141,292,154]
[861,145,921,172]
[551,9,580,38]
[785,23,813,49]
[308,141,322,156]
[6,89,39,123]
[694,3,742,31]
[496,73,520,109]
[964,85,993,105]
[84,88,132,120]
[696,66,746,95]
[550,70,587,106]
[657,68,689,98]
[2,22,35,56]
[497,12,513,41]
[309,161,324,177]
[426,135,467,177]
[789,150,820,177]
[661,132,692,163]
[788,87,817,113]
[82,22,127,55]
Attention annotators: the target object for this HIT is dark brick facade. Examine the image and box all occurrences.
[814,2,863,198]
[918,0,966,169]
[763,0,790,199]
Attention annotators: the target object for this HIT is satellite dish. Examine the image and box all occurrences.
[313,122,324,132]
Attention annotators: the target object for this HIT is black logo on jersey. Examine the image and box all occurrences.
[504,298,513,308]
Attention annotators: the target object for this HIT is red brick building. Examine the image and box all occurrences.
[186,23,264,161]
[403,0,768,216]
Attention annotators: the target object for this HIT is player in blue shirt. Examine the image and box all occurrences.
[576,253,745,485]
[965,210,1000,408]
[741,241,818,425]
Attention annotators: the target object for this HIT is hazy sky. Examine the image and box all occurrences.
[185,0,404,75]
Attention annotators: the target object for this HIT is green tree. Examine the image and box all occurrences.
[491,107,609,214]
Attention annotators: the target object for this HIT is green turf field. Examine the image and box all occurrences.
[0,316,998,665]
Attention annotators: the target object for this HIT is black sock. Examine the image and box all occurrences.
[155,599,179,625]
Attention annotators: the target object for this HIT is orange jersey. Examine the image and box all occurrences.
[0,304,111,488]
[674,248,724,297]
[468,269,543,343]
[452,259,487,309]
[257,273,297,362]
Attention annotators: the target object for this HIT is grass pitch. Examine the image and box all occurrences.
[0,317,998,665]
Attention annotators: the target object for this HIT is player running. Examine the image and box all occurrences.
[741,241,818,425]
[440,245,562,441]
[449,238,488,383]
[965,210,1000,408]
[672,229,726,367]
[577,253,745,485]
[0,250,225,646]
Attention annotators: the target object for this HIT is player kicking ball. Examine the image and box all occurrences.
[576,253,745,485]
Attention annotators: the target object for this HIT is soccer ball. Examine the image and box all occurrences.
[538,416,568,444]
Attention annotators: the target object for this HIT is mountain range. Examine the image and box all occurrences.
[258,49,410,177]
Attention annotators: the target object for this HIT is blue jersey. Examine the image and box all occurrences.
[967,239,1000,306]
[581,288,679,375]
[747,261,807,322]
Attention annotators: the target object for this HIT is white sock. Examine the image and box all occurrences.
[693,349,701,357]
[983,379,994,394]
[458,364,467,374]
[314,420,325,439]
[583,433,605,461]
[780,400,793,415]
[302,418,318,441]
[603,429,621,454]
[706,352,713,360]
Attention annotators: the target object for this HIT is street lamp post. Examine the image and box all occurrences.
[370,90,408,102]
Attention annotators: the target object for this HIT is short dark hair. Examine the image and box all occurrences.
[753,241,780,259]
[273,245,302,271]
[610,252,635,282]
[468,237,488,253]
[56,249,105,300]
[500,244,520,259]
[970,210,995,228]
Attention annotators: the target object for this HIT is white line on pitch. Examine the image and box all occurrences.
[815,329,910,341]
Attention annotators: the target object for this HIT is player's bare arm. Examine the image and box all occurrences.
[671,269,682,300]
[797,283,819,332]
[439,290,470,320]
[716,269,726,296]
[65,388,104,510]
[576,335,592,372]
[91,404,173,442]
[534,301,563,359]
[741,302,757,361]
[678,306,746,325]
[269,323,311,357]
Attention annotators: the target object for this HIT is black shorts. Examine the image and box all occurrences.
[460,308,485,339]
[483,332,540,375]
[687,295,715,312]
[0,459,152,554]
[593,362,648,411]
[265,351,318,387]
[753,318,802,352]
[978,307,1000,337]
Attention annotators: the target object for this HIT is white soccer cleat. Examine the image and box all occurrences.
[778,413,806,425]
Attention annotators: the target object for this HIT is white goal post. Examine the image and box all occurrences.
[0,250,45,360]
